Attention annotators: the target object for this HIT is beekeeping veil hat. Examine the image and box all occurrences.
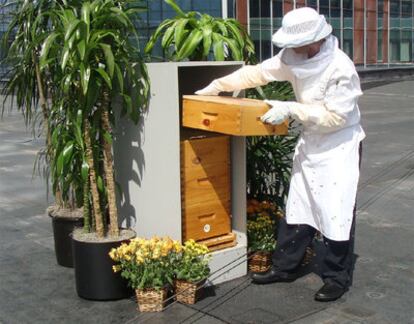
[272,7,332,48]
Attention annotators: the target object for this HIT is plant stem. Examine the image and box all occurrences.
[83,175,91,232]
[84,118,105,238]
[101,90,119,237]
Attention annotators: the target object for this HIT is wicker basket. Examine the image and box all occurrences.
[248,251,272,273]
[174,279,205,304]
[135,287,168,312]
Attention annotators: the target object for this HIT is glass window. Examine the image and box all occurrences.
[330,0,340,17]
[378,30,383,61]
[401,30,412,61]
[343,29,353,59]
[343,0,353,17]
[401,0,412,17]
[390,30,401,61]
[319,0,330,16]
[307,0,318,10]
[390,0,401,18]
[250,0,260,17]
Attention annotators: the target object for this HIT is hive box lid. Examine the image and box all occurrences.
[182,95,288,136]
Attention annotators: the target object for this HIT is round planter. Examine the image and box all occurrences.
[48,206,83,268]
[72,229,135,301]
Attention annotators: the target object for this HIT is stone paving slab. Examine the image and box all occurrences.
[0,81,414,323]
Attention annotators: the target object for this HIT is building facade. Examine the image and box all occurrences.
[241,0,414,65]
[1,0,413,80]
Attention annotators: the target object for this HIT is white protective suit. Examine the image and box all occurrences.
[204,35,365,241]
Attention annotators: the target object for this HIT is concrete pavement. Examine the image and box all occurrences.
[0,80,413,323]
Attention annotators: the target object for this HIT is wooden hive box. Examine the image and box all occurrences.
[181,135,231,242]
[182,95,288,136]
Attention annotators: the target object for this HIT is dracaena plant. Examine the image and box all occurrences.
[1,0,85,207]
[144,0,255,62]
[40,0,149,238]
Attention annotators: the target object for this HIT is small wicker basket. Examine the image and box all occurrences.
[135,287,168,312]
[248,251,272,273]
[174,279,205,304]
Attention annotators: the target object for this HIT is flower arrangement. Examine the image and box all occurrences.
[109,237,182,290]
[246,199,282,253]
[174,239,211,283]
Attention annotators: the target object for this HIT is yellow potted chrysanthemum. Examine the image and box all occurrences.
[109,236,181,312]
[174,240,211,305]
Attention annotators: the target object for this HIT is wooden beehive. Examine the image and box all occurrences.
[182,95,288,136]
[180,135,231,241]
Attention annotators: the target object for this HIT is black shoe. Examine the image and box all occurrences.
[251,267,297,284]
[314,283,347,302]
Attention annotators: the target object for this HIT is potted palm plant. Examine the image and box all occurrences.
[1,0,84,268]
[144,0,255,62]
[39,0,150,300]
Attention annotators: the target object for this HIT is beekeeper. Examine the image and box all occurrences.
[195,7,365,302]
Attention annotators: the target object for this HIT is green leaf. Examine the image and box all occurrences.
[81,160,89,181]
[144,19,174,53]
[102,130,112,145]
[97,175,104,192]
[57,152,64,176]
[176,29,203,60]
[165,0,187,17]
[40,32,58,69]
[114,64,124,94]
[212,33,224,61]
[77,40,86,60]
[62,141,74,166]
[161,25,176,49]
[95,68,112,90]
[64,19,81,42]
[174,19,189,49]
[80,63,91,95]
[100,44,114,77]
[201,25,213,57]
[61,47,70,70]
[81,2,91,26]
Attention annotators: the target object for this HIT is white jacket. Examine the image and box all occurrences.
[206,36,365,240]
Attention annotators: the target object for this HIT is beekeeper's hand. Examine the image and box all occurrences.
[195,82,221,96]
[260,100,291,125]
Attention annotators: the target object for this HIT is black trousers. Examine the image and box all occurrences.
[272,214,356,288]
[272,143,361,289]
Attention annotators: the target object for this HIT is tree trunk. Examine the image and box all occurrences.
[83,176,91,232]
[101,91,119,237]
[84,119,105,238]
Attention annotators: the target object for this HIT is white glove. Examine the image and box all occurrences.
[260,100,291,125]
[195,82,221,96]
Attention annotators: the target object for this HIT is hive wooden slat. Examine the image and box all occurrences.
[182,95,288,136]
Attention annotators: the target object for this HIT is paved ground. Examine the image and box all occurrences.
[0,80,413,324]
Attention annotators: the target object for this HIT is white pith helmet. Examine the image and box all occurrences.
[272,7,332,48]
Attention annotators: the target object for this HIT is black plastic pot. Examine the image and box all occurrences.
[72,233,134,300]
[49,211,83,268]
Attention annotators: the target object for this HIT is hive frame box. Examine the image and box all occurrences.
[114,61,246,284]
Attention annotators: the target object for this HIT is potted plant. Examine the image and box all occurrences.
[1,0,84,268]
[174,239,211,305]
[38,0,150,300]
[246,200,278,273]
[144,0,255,62]
[109,237,182,312]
